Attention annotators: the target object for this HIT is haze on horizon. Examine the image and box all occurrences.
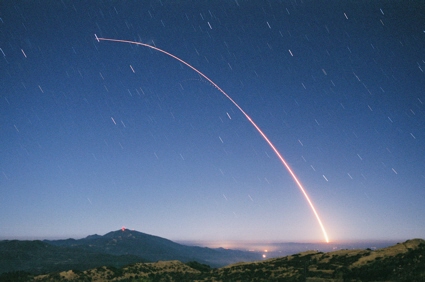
[0,227,407,260]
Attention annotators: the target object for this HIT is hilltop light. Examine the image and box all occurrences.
[121,226,126,231]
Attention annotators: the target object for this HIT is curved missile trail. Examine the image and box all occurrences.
[97,35,330,243]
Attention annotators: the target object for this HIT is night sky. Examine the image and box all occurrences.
[1,1,424,244]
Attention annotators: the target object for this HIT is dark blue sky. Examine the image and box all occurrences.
[1,1,424,243]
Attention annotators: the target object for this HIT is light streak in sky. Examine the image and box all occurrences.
[97,35,330,243]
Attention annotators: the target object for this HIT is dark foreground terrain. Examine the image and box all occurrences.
[1,238,424,281]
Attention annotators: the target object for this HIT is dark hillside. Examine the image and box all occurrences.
[17,238,425,281]
[0,240,143,275]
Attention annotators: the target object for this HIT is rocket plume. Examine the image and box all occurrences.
[97,36,330,243]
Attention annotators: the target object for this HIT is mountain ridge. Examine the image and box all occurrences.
[0,229,261,275]
[3,238,423,281]
[44,228,261,267]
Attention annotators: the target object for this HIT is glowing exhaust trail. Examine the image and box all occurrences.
[97,35,330,243]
